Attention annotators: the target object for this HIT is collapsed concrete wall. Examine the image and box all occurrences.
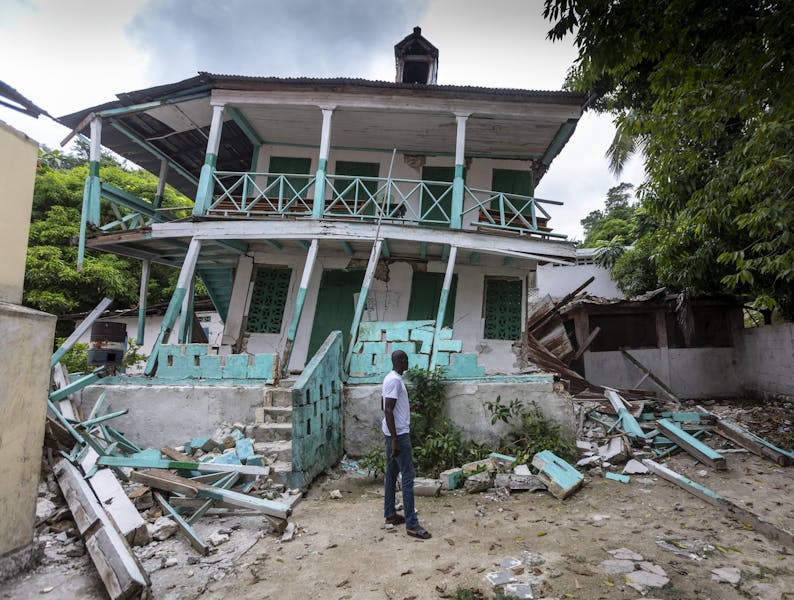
[343,379,575,457]
[0,303,56,578]
[736,323,794,400]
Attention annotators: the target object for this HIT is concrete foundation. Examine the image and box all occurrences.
[79,384,267,448]
[0,303,56,580]
[343,378,575,457]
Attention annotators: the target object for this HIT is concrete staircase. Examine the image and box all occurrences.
[252,383,295,482]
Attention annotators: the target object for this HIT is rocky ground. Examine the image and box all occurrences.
[3,399,793,600]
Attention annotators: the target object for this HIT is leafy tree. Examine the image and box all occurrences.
[24,147,193,331]
[545,0,794,319]
[580,183,636,247]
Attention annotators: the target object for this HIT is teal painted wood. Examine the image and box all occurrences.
[193,155,218,216]
[291,331,344,487]
[532,450,584,499]
[657,418,725,462]
[49,367,106,402]
[605,472,630,484]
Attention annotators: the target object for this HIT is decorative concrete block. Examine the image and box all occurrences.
[447,353,486,378]
[532,450,584,499]
[358,322,383,341]
[390,341,416,355]
[438,327,453,340]
[407,353,429,370]
[212,451,241,465]
[410,328,434,353]
[222,354,249,379]
[439,468,464,490]
[235,438,254,462]
[436,339,462,352]
[435,352,450,366]
[248,353,275,380]
[361,342,387,357]
[199,354,222,378]
[185,344,209,356]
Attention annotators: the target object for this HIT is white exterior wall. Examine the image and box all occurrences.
[537,262,622,299]
[736,323,794,399]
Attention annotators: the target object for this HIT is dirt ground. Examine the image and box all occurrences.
[3,402,794,600]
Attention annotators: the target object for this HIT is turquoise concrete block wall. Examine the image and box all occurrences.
[156,345,276,383]
[290,331,344,487]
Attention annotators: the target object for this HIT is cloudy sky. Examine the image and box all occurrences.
[0,0,643,240]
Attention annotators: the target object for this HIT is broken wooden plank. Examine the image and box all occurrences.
[97,455,272,476]
[572,326,601,361]
[132,469,290,519]
[643,459,794,549]
[80,409,128,429]
[605,389,645,439]
[620,349,680,406]
[656,418,726,470]
[49,367,105,403]
[103,426,142,454]
[696,406,793,466]
[161,446,193,462]
[154,492,210,556]
[53,458,150,599]
[187,472,239,525]
[532,450,584,499]
[526,276,594,333]
[88,468,149,546]
[51,296,113,367]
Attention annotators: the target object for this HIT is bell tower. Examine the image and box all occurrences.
[394,26,439,85]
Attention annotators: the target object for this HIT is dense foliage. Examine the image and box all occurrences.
[25,145,192,332]
[545,0,794,318]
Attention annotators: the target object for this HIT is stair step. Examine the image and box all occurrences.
[265,388,293,408]
[259,406,292,424]
[252,423,292,442]
[254,440,292,463]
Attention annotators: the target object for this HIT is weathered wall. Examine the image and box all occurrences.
[736,323,794,399]
[0,122,38,304]
[78,384,265,448]
[0,303,56,567]
[583,348,740,398]
[537,262,622,300]
[343,378,574,457]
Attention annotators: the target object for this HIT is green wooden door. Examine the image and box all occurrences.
[333,161,380,215]
[491,169,533,214]
[307,269,365,359]
[421,166,456,225]
[268,156,312,204]
[407,271,458,328]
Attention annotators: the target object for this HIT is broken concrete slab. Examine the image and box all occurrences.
[485,570,517,587]
[413,477,442,496]
[596,559,635,574]
[503,582,534,599]
[623,459,649,474]
[532,450,584,500]
[625,569,670,592]
[439,468,464,490]
[711,567,741,585]
[609,548,644,561]
[464,471,492,494]
[149,516,178,541]
[493,473,547,492]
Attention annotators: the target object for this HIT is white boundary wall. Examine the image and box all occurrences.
[736,323,794,399]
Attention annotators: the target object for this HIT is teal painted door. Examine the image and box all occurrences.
[407,271,458,328]
[491,169,533,214]
[307,269,365,360]
[421,166,456,225]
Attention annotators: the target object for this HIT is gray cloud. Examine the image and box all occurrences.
[127,0,427,84]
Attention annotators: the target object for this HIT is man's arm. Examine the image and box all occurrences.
[383,397,400,458]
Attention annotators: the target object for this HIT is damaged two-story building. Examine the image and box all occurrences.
[59,28,588,485]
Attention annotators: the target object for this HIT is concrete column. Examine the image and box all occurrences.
[137,259,150,344]
[192,104,225,216]
[345,239,383,371]
[78,116,103,270]
[281,239,319,377]
[430,245,458,369]
[312,107,334,219]
[451,114,469,229]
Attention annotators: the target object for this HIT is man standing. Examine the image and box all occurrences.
[382,349,432,539]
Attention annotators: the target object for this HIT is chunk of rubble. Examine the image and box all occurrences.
[503,582,534,599]
[148,516,177,541]
[608,547,644,561]
[208,531,230,547]
[464,471,492,494]
[711,567,741,585]
[625,569,670,592]
[485,570,517,587]
[596,559,635,574]
[622,459,649,474]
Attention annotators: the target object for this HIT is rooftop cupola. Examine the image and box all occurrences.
[394,26,439,85]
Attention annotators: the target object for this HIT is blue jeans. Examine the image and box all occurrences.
[383,433,418,530]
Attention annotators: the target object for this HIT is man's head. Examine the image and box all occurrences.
[391,350,409,374]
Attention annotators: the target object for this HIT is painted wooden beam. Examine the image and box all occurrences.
[604,389,645,439]
[49,367,106,403]
[178,277,195,344]
[441,244,450,260]
[419,242,427,260]
[144,238,201,376]
[79,409,128,429]
[51,297,113,367]
[153,159,168,209]
[97,455,272,476]
[704,409,793,466]
[345,239,383,371]
[339,241,353,256]
[137,260,150,344]
[53,459,151,599]
[297,239,311,250]
[193,104,225,216]
[186,473,239,525]
[451,114,468,229]
[154,492,210,556]
[226,106,264,146]
[312,108,334,219]
[381,238,390,258]
[430,245,457,370]
[281,239,319,378]
[621,349,680,405]
[643,459,794,549]
[469,252,481,265]
[656,418,727,470]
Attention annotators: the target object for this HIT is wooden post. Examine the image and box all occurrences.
[178,276,195,344]
[144,239,202,375]
[344,239,383,371]
[430,245,458,370]
[78,116,103,270]
[153,159,168,209]
[281,239,319,377]
[136,260,150,344]
[451,114,469,229]
[192,104,225,216]
[312,107,334,219]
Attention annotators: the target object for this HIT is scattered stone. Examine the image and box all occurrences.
[281,522,296,542]
[149,516,178,541]
[576,455,602,467]
[413,477,442,496]
[596,559,635,575]
[609,548,644,561]
[464,471,492,494]
[513,464,532,476]
[485,570,517,587]
[40,587,54,594]
[622,459,649,474]
[625,569,670,592]
[162,557,178,569]
[638,562,667,577]
[520,552,545,567]
[329,489,342,499]
[62,543,85,558]
[36,498,57,523]
[208,531,230,547]
[697,469,709,477]
[711,567,741,585]
[499,556,524,574]
[503,582,534,599]
[494,473,547,492]
[590,514,610,523]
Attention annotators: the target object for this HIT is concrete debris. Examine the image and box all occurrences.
[519,552,545,567]
[512,464,532,476]
[280,522,296,542]
[609,548,644,561]
[622,459,649,474]
[711,567,741,585]
[626,569,670,592]
[464,471,492,494]
[413,477,442,496]
[149,517,178,541]
[596,559,636,574]
[328,489,343,499]
[503,582,534,599]
[35,498,57,523]
[208,531,230,547]
[485,569,517,587]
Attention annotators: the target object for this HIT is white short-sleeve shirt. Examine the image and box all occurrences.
[381,370,410,436]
